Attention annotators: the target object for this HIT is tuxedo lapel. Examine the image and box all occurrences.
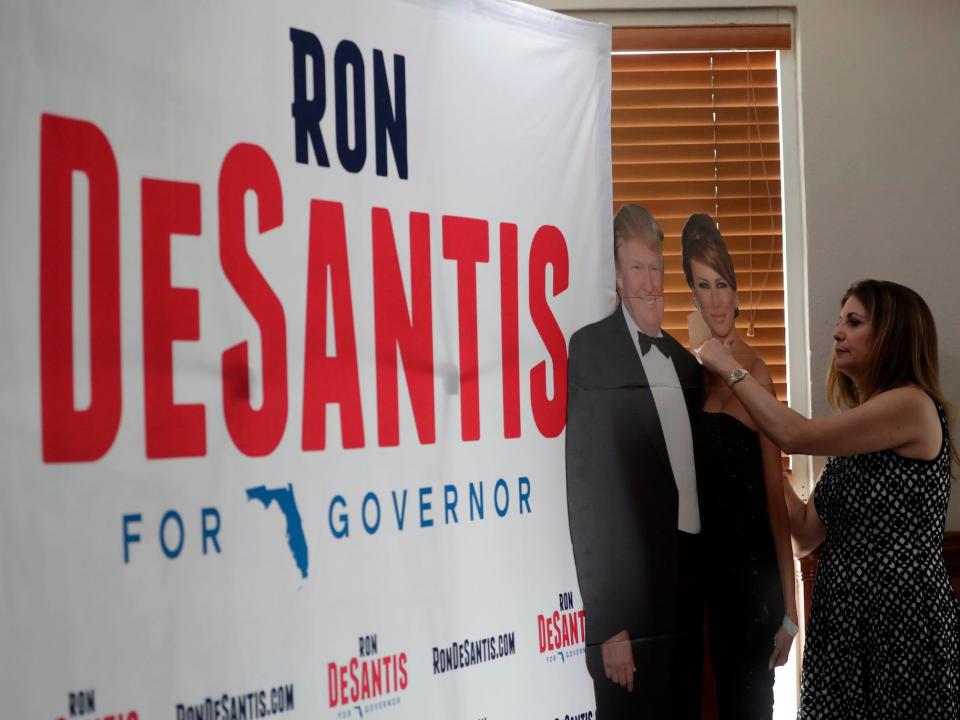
[605,311,675,486]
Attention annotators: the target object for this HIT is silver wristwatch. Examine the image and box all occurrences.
[727,367,749,388]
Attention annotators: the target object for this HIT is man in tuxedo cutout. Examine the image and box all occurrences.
[566,205,704,718]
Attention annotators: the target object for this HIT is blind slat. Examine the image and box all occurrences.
[613,106,780,128]
[612,69,778,91]
[613,124,781,145]
[613,52,777,72]
[614,87,779,109]
[620,206,782,224]
[614,161,781,182]
[614,181,781,202]
[613,142,781,164]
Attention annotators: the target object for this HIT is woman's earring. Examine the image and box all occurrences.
[734,302,740,318]
[693,298,702,314]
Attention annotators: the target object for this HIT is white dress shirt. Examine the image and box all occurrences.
[621,304,700,533]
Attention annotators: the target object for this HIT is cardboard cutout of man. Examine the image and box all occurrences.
[566,205,704,719]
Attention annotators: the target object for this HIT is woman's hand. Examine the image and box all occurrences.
[694,337,738,377]
[768,622,796,669]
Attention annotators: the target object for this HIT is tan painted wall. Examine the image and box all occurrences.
[526,0,960,527]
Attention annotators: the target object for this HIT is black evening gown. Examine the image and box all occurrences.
[696,411,784,720]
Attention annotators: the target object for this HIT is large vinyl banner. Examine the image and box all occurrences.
[0,1,612,718]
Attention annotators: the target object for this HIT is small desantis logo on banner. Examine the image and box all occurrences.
[537,591,586,664]
[328,634,408,718]
[55,689,138,720]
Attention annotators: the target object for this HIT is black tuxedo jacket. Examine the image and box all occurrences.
[565,307,703,652]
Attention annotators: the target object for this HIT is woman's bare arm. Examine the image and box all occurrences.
[782,471,825,557]
[697,339,938,458]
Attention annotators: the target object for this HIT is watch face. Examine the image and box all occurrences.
[729,368,747,386]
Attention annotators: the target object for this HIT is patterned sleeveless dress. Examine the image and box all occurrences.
[799,399,960,718]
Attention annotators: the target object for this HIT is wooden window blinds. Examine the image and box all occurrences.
[612,25,792,400]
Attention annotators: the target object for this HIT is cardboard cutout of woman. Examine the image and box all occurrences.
[680,213,798,719]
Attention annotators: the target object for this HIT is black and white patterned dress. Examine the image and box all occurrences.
[799,399,960,718]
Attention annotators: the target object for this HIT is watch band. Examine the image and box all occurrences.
[727,367,749,388]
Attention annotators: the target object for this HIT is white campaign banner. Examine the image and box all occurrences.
[0,1,612,718]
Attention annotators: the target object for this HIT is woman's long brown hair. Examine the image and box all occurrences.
[826,279,958,470]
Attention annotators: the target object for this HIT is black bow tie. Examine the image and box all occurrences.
[638,332,671,358]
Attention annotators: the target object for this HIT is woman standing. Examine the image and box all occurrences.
[680,214,797,719]
[697,278,960,717]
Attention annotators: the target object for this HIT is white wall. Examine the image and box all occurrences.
[525,0,960,528]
